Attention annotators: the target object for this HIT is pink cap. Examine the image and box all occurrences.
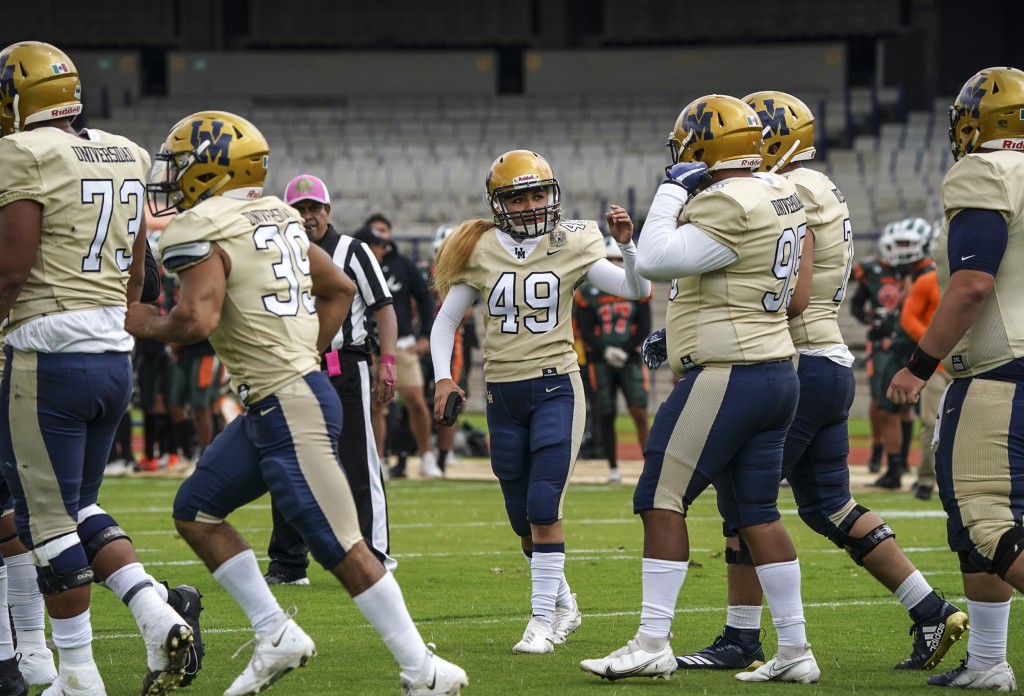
[284,174,331,206]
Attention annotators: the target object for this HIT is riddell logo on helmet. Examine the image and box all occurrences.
[513,174,540,185]
[50,106,80,117]
[739,158,762,167]
[1001,139,1024,150]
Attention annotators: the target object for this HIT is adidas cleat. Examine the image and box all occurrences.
[896,601,969,670]
[551,594,582,645]
[677,633,765,670]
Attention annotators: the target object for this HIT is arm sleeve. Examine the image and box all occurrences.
[142,242,162,303]
[575,300,601,354]
[850,282,871,324]
[635,183,738,280]
[947,208,1008,276]
[409,258,435,337]
[430,283,477,382]
[611,240,651,299]
[627,301,652,354]
[899,275,931,342]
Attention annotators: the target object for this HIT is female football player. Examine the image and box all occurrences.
[430,150,650,654]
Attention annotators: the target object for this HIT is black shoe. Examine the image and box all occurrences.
[676,633,765,670]
[870,472,902,489]
[914,484,934,501]
[264,572,310,586]
[389,464,407,479]
[0,657,26,696]
[895,600,968,670]
[868,459,882,474]
[165,583,205,687]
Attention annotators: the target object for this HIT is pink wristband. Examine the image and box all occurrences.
[380,354,396,365]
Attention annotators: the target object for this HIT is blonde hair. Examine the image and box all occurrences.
[432,219,493,298]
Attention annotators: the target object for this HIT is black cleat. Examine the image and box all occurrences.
[914,484,935,501]
[676,633,765,671]
[895,600,968,670]
[165,584,205,687]
[0,657,26,696]
[870,472,902,489]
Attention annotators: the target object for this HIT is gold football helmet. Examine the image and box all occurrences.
[148,110,270,215]
[667,95,763,172]
[949,67,1024,160]
[485,150,561,237]
[743,91,816,172]
[0,41,82,136]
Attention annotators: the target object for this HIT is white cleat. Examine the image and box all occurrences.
[512,618,555,654]
[138,599,194,696]
[580,636,677,681]
[928,659,1017,691]
[735,647,820,683]
[551,594,582,645]
[420,451,444,479]
[18,646,58,685]
[38,663,106,695]
[224,614,316,696]
[400,646,468,695]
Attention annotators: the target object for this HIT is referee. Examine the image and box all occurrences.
[263,174,400,585]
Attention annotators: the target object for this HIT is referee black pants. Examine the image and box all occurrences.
[267,351,395,577]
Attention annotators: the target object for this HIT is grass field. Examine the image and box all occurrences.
[86,465,1022,696]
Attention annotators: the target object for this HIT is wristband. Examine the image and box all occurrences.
[907,347,940,381]
[379,354,396,365]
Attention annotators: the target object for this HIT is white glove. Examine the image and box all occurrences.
[603,346,629,368]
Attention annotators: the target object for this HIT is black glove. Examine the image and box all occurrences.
[641,329,668,370]
[867,316,890,342]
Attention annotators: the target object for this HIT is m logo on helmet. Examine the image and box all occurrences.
[758,99,789,136]
[0,57,15,106]
[189,118,232,165]
[684,102,715,141]
[960,74,988,119]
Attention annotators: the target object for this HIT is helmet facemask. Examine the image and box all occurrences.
[489,180,562,239]
[146,141,211,216]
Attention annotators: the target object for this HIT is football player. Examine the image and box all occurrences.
[0,41,202,696]
[126,111,467,696]
[430,150,650,654]
[581,95,817,684]
[673,91,966,675]
[889,66,1024,691]
[573,237,651,484]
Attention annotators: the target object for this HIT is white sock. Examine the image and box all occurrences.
[556,575,573,607]
[965,599,1010,670]
[894,570,932,612]
[352,572,427,680]
[50,610,94,667]
[638,558,687,642]
[0,567,13,660]
[7,552,46,651]
[103,562,152,602]
[530,552,564,625]
[726,605,763,631]
[756,560,807,648]
[213,550,284,635]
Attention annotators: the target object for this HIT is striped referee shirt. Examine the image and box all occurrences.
[316,225,393,354]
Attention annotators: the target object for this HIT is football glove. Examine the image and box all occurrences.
[641,329,667,370]
[867,316,890,342]
[603,346,629,369]
[664,161,711,195]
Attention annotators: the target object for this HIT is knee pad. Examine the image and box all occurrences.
[31,533,93,594]
[992,526,1024,579]
[724,536,755,566]
[829,504,895,566]
[77,504,131,564]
